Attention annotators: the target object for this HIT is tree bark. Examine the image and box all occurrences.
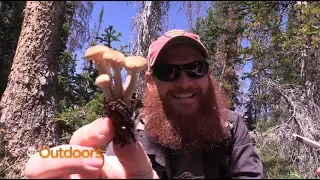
[133,1,169,99]
[0,1,66,178]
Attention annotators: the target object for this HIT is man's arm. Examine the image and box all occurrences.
[228,111,264,179]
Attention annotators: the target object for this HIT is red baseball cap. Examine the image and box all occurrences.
[147,29,209,70]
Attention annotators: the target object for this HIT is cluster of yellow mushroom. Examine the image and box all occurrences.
[84,45,147,107]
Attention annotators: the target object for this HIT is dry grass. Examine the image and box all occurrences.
[255,137,302,179]
[0,148,26,179]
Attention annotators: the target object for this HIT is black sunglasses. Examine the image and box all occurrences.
[151,60,209,81]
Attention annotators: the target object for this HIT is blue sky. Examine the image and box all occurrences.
[76,1,209,72]
[76,1,252,93]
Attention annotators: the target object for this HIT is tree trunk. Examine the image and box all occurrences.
[132,1,170,99]
[136,1,155,57]
[135,1,154,100]
[0,1,66,178]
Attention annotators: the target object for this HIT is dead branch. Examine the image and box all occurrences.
[256,78,320,178]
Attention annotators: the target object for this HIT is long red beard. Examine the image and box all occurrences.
[140,76,230,150]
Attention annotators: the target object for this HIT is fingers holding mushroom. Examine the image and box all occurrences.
[123,56,148,106]
[103,49,126,100]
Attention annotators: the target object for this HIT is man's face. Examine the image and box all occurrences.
[142,43,229,150]
[147,43,210,115]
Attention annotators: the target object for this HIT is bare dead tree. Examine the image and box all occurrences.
[129,1,170,57]
[83,5,104,73]
[182,1,193,31]
[180,1,210,31]
[196,1,202,20]
[128,1,170,99]
[67,1,93,53]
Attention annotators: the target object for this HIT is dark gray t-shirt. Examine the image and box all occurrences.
[169,147,205,179]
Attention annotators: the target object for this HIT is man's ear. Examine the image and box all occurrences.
[207,68,211,76]
[145,71,154,90]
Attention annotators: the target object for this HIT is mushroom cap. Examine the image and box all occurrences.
[103,49,126,67]
[124,56,148,72]
[84,45,110,62]
[95,74,111,87]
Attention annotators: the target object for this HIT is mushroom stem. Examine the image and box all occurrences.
[84,45,117,103]
[123,71,138,106]
[112,67,124,100]
[123,71,131,90]
[104,63,113,78]
[95,61,115,99]
[122,56,147,106]
[95,74,113,103]
[101,86,113,102]
[95,59,108,75]
[102,49,126,101]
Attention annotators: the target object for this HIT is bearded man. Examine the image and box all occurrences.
[25,30,264,179]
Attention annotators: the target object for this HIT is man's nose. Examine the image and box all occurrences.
[176,70,192,88]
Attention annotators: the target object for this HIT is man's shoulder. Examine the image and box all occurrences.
[226,109,241,124]
[224,110,248,140]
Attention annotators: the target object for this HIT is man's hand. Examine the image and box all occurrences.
[25,117,158,179]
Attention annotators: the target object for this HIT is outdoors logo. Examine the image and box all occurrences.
[26,146,103,159]
[27,146,37,157]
